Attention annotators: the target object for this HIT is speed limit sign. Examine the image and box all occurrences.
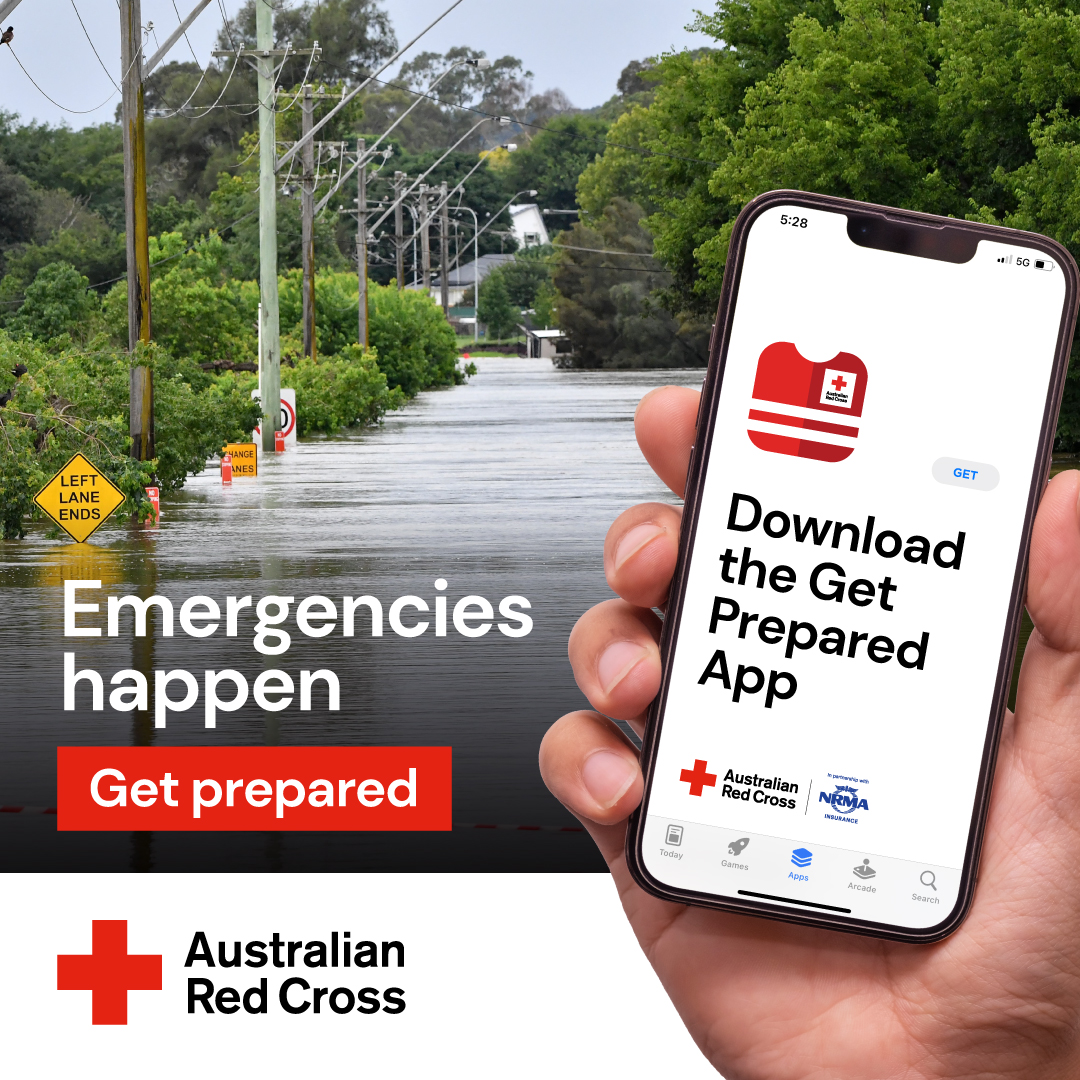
[252,387,297,448]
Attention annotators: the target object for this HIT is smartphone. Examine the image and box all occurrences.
[626,190,1079,942]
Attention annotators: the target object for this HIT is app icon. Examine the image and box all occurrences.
[728,837,750,856]
[747,342,867,462]
[791,847,813,868]
[853,858,876,880]
[665,825,684,846]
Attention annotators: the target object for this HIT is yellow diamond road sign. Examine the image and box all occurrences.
[34,452,126,543]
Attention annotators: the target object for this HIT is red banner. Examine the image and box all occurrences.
[57,746,451,831]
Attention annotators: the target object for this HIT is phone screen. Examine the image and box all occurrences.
[637,201,1069,935]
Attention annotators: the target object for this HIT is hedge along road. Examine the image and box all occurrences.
[0,357,703,872]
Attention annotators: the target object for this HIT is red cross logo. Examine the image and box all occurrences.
[57,920,162,1025]
[831,374,848,391]
[679,759,717,797]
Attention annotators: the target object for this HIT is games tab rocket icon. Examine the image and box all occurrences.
[747,342,867,462]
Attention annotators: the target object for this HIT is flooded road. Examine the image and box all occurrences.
[0,358,702,871]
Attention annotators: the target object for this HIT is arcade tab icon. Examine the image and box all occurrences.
[747,342,867,462]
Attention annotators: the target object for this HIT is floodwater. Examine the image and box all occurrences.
[0,358,701,872]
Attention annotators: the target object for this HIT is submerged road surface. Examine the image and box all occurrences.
[0,358,701,871]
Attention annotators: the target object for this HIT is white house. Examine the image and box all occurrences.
[509,203,550,248]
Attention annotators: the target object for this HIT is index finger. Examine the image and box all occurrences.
[635,385,701,498]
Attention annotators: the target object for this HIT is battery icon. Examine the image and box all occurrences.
[1034,258,1055,271]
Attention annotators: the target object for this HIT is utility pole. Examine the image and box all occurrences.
[394,171,406,290]
[120,0,153,460]
[301,84,315,360]
[439,181,450,316]
[356,139,369,349]
[419,185,431,295]
[256,0,280,453]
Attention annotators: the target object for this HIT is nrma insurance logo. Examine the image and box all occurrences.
[819,774,869,824]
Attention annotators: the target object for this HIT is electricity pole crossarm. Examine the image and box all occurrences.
[314,146,391,215]
[275,0,467,174]
[144,0,213,76]
[0,0,24,23]
[368,117,506,235]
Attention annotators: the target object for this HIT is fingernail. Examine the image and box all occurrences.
[582,750,637,809]
[597,640,648,694]
[613,522,665,572]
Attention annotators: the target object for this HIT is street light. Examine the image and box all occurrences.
[452,203,481,343]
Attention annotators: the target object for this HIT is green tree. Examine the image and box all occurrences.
[8,262,98,341]
[577,0,844,316]
[554,199,708,368]
[0,115,126,227]
[504,115,609,224]
[478,269,519,340]
[500,248,554,308]
[226,0,397,89]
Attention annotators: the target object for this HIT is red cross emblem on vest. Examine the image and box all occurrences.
[57,920,162,1024]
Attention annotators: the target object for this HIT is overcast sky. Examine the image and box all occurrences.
[0,0,707,129]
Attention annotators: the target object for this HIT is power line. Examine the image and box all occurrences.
[556,244,658,257]
[152,42,242,118]
[6,45,117,115]
[172,0,201,63]
[216,0,237,50]
[69,0,121,92]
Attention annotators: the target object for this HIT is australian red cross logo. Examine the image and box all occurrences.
[679,759,717,797]
[747,342,867,462]
[57,920,162,1024]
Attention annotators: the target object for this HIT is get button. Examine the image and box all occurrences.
[932,457,999,491]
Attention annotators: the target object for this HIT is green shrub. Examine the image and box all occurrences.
[0,334,263,537]
[281,345,404,434]
[0,335,153,537]
[367,283,461,395]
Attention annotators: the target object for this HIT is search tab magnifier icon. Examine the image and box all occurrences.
[920,871,937,891]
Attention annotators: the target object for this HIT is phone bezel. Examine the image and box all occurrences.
[625,189,1080,943]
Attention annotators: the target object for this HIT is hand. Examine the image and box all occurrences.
[540,385,1080,1079]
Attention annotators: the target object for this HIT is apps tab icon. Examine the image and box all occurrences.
[791,847,813,868]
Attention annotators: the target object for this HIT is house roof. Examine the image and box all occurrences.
[431,253,515,288]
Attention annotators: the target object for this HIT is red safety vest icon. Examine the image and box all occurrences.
[747,342,867,462]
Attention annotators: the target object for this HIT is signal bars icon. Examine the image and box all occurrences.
[997,254,1013,264]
